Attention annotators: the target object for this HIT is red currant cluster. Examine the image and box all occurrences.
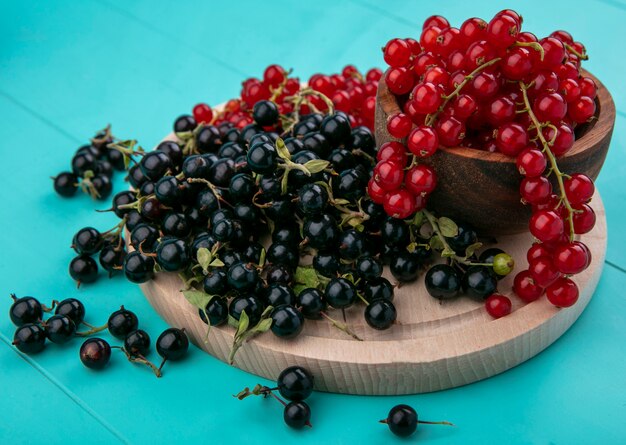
[371,9,599,309]
[189,64,383,132]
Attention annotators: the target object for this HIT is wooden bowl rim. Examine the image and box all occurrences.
[378,68,616,162]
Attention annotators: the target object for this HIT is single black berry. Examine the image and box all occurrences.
[123,251,155,283]
[324,277,357,309]
[270,305,304,339]
[80,338,111,370]
[277,366,314,401]
[283,401,311,429]
[252,100,279,126]
[53,172,78,197]
[45,314,76,344]
[425,264,461,300]
[55,298,86,325]
[461,266,497,300]
[107,306,139,339]
[13,323,46,354]
[72,227,103,255]
[9,295,43,326]
[124,329,151,356]
[364,300,397,330]
[69,255,99,284]
[156,328,189,361]
[297,288,327,319]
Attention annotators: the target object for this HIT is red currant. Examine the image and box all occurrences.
[513,270,544,302]
[377,141,408,165]
[435,27,462,57]
[374,161,404,191]
[558,62,579,81]
[412,52,441,76]
[572,203,596,234]
[533,92,568,123]
[471,71,500,99]
[542,122,574,157]
[435,115,465,147]
[564,173,594,205]
[411,82,442,114]
[452,94,478,119]
[539,37,566,70]
[485,96,515,126]
[568,96,596,123]
[520,176,552,204]
[527,243,552,263]
[546,277,579,307]
[465,40,497,70]
[529,257,561,288]
[387,113,413,139]
[385,67,415,95]
[579,77,597,99]
[459,17,487,45]
[550,30,574,45]
[366,68,383,82]
[486,14,519,49]
[423,15,449,29]
[383,188,416,219]
[529,210,564,242]
[526,70,559,98]
[263,64,286,87]
[558,78,581,103]
[517,148,547,177]
[502,47,533,80]
[495,9,523,26]
[420,26,442,53]
[485,294,512,318]
[553,242,589,274]
[423,66,450,88]
[192,103,213,124]
[331,90,351,112]
[383,38,412,68]
[496,123,528,157]
[407,126,439,157]
[405,164,437,196]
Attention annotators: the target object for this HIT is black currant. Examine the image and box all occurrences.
[125,210,145,232]
[270,305,304,339]
[203,269,229,295]
[161,212,191,238]
[333,168,365,201]
[196,125,221,153]
[297,183,328,216]
[229,173,256,203]
[297,288,327,319]
[55,298,86,325]
[130,223,160,253]
[182,155,211,179]
[272,225,301,246]
[156,328,189,361]
[69,255,99,284]
[246,142,277,174]
[199,297,228,326]
[13,323,46,354]
[363,277,394,302]
[277,366,314,401]
[384,404,417,437]
[265,284,296,306]
[302,132,331,158]
[207,158,235,187]
[228,295,264,326]
[227,261,259,291]
[140,197,165,221]
[72,227,103,255]
[80,338,111,370]
[99,244,126,274]
[320,113,351,146]
[155,176,182,206]
[350,126,375,153]
[123,251,155,283]
[174,115,197,133]
[156,238,190,272]
[252,100,279,126]
[53,172,78,197]
[95,160,113,178]
[9,295,43,326]
[338,229,364,261]
[447,223,478,255]
[267,243,299,269]
[381,217,409,246]
[364,300,397,330]
[45,314,76,344]
[218,141,246,160]
[157,140,183,166]
[124,329,151,356]
[266,264,294,285]
[425,264,461,300]
[327,148,355,171]
[107,306,139,339]
[283,137,304,155]
[195,189,220,218]
[312,251,340,277]
[303,214,339,250]
[356,256,383,280]
[140,151,171,181]
[91,175,113,200]
[106,147,125,171]
[111,190,137,218]
[461,266,497,300]
[324,277,357,309]
[390,251,420,282]
[71,152,97,176]
[283,401,311,429]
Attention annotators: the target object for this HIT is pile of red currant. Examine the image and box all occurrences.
[370,9,598,309]
[191,64,382,133]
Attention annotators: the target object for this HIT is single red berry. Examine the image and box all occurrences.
[192,103,213,124]
[423,66,450,88]
[485,96,515,126]
[459,17,488,45]
[502,47,533,80]
[384,38,412,68]
[331,90,351,112]
[435,27,462,57]
[528,257,561,288]
[412,52,442,76]
[526,70,559,98]
[495,9,523,26]
[486,14,519,48]
[552,242,589,275]
[564,173,595,205]
[410,82,442,114]
[377,141,408,165]
[383,189,416,219]
[423,15,449,30]
[347,85,365,109]
[374,161,404,191]
[367,178,386,204]
[465,40,497,70]
[404,38,422,55]
[542,122,574,157]
[452,94,478,119]
[572,203,596,234]
[527,243,552,263]
[471,71,500,99]
[405,165,437,196]
[342,65,359,78]
[362,96,376,123]
[485,294,512,318]
[310,74,335,97]
[558,62,579,81]
[559,79,582,103]
[520,176,552,204]
[532,193,560,214]
[420,26,442,53]
[407,126,439,157]
[387,113,413,139]
[385,67,415,95]
[263,64,287,87]
[366,68,383,82]
[517,31,538,43]
[529,210,564,242]
[513,270,544,302]
[579,77,597,99]
[546,277,579,307]
[568,96,596,123]
[539,37,566,70]
[533,92,568,123]
[435,115,465,147]
[517,148,546,177]
[447,50,465,71]
[496,123,528,157]
[550,30,574,45]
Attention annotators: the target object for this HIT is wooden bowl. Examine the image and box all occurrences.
[374,69,615,235]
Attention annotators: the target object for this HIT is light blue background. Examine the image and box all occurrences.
[1,1,625,443]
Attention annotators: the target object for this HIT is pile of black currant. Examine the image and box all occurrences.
[52,126,124,200]
[9,294,188,377]
[235,365,315,429]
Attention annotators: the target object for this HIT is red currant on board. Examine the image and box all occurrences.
[528,257,561,288]
[513,270,544,302]
[527,243,552,263]
[572,204,596,234]
[485,294,512,318]
[552,242,589,274]
[529,210,564,242]
[383,189,416,219]
[564,173,595,205]
[546,277,579,307]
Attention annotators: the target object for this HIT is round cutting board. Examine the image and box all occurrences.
[138,171,606,394]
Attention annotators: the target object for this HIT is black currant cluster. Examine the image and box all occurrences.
[52,126,124,200]
[236,366,314,429]
[9,294,188,377]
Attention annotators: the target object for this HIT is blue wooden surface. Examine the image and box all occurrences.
[1,1,625,443]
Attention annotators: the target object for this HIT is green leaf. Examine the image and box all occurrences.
[429,236,444,251]
[293,284,307,295]
[410,211,425,227]
[234,310,250,340]
[275,138,291,161]
[251,317,273,335]
[303,159,330,174]
[182,290,213,309]
[209,258,225,267]
[197,247,212,272]
[280,170,289,195]
[438,217,459,238]
[441,247,456,258]
[294,266,320,289]
[228,314,239,328]
[258,247,266,267]
[333,198,351,205]
[464,242,483,259]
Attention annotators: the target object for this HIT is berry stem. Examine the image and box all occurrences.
[513,41,545,61]
[519,81,576,241]
[76,322,108,337]
[418,420,455,426]
[425,57,502,127]
[119,347,162,378]
[563,42,588,60]
[320,311,363,341]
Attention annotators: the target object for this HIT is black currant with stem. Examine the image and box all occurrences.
[380,404,454,437]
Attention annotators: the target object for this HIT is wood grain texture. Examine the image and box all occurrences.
[374,70,616,235]
[139,190,606,395]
